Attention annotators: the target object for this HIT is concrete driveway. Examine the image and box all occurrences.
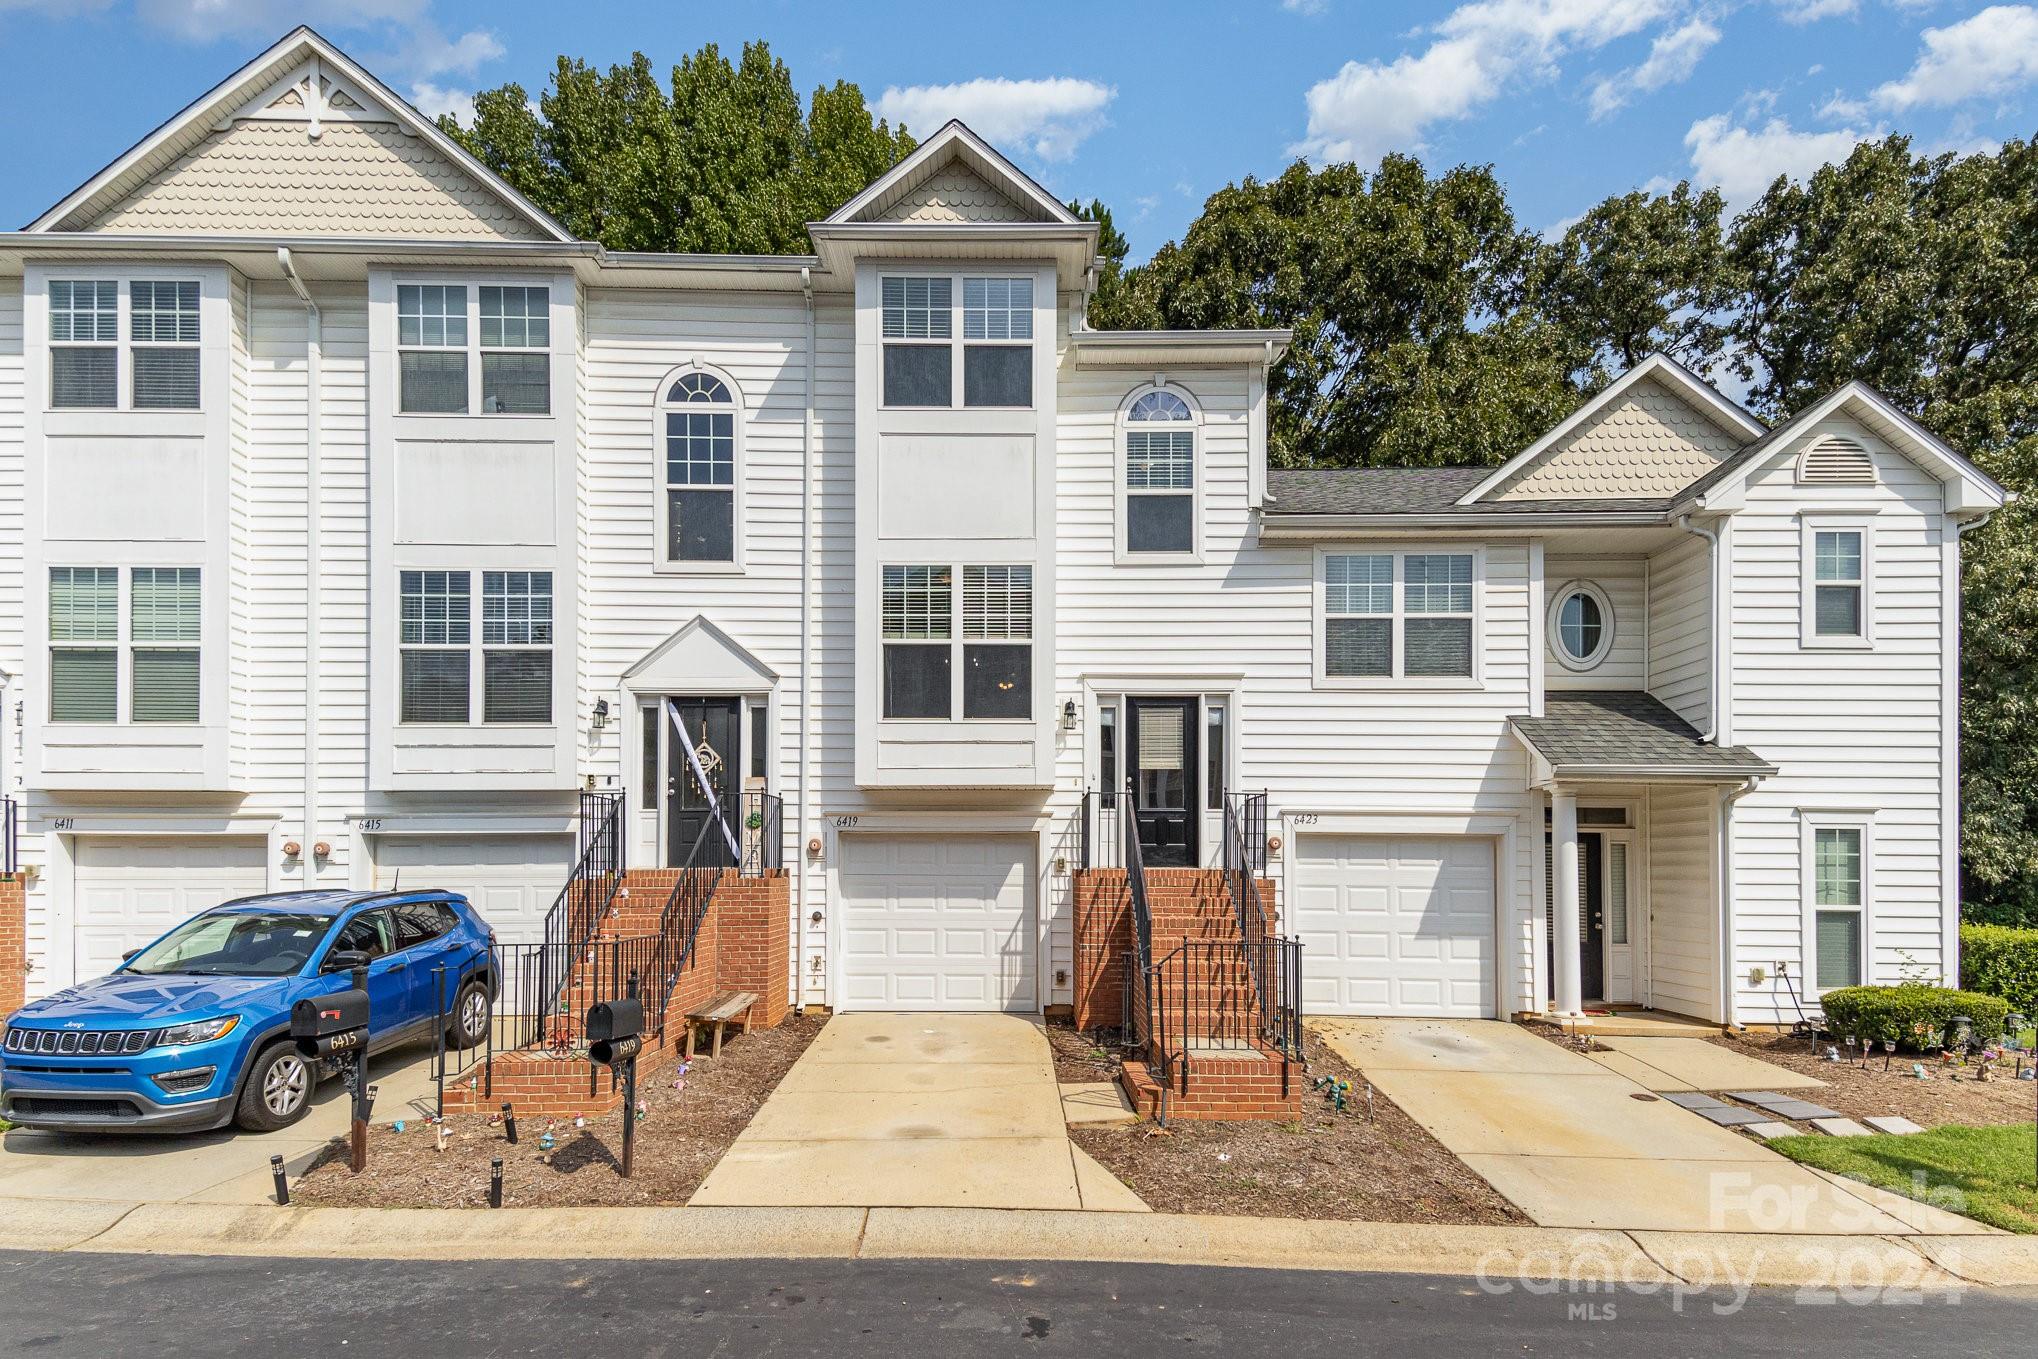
[690,1014,1144,1211]
[0,1040,439,1207]
[1314,1018,1976,1235]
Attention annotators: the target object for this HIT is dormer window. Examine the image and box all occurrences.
[880,273,1034,409]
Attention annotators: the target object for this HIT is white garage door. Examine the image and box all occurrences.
[1292,835,1496,1017]
[73,836,269,982]
[837,834,1036,1012]
[374,835,575,945]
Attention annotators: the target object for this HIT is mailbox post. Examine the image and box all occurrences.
[586,987,646,1179]
[292,961,371,1172]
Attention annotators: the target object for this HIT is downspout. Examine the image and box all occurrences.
[1716,775,1762,1029]
[796,266,815,1012]
[1674,514,1722,742]
[279,249,321,883]
[1945,510,1996,984]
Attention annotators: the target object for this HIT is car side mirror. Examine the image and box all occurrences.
[120,948,142,962]
[323,948,371,974]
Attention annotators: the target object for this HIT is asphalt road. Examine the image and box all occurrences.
[3,1249,2035,1357]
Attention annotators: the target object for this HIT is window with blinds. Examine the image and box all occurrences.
[1606,841,1628,945]
[881,565,951,719]
[1125,388,1196,554]
[1813,826,1865,990]
[479,286,550,414]
[961,277,1032,407]
[398,284,469,414]
[130,567,200,722]
[481,570,552,723]
[49,566,118,723]
[130,281,200,409]
[663,372,737,564]
[49,280,119,409]
[962,565,1031,719]
[1812,530,1864,639]
[882,276,952,407]
[1324,551,1475,680]
[399,570,471,723]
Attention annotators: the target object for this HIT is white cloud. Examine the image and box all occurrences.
[1684,113,1874,204]
[1282,0,1330,13]
[1873,4,2038,109]
[1772,0,1859,22]
[408,81,474,126]
[1293,0,1675,163]
[1589,16,1721,119]
[1819,92,1870,120]
[131,0,428,41]
[874,77,1115,160]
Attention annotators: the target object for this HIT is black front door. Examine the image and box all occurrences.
[1126,698,1197,867]
[666,698,740,869]
[1545,831,1608,1002]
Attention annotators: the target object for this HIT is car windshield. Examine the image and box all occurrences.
[123,912,333,977]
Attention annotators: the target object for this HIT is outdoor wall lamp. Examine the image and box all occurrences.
[282,841,302,859]
[1061,699,1078,732]
[591,698,611,729]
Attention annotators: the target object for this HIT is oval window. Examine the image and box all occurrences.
[1550,584,1613,669]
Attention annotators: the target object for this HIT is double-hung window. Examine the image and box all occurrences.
[1807,820,1868,991]
[48,566,200,723]
[130,567,200,722]
[398,570,471,722]
[961,565,1032,719]
[880,274,1034,408]
[479,286,550,413]
[1124,389,1196,555]
[49,281,119,409]
[49,567,119,722]
[129,281,201,409]
[882,565,952,719]
[1321,551,1477,682]
[481,570,553,723]
[397,285,469,414]
[1803,519,1870,646]
[661,371,737,564]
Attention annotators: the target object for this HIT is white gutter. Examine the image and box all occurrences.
[278,248,322,881]
[1675,514,1723,743]
[1260,511,1671,536]
[796,266,815,1012]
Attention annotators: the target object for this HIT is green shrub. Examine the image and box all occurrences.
[1818,984,2009,1048]
[1961,924,2038,1019]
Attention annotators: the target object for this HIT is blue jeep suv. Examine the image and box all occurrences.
[1,890,496,1134]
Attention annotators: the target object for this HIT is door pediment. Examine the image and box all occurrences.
[622,617,777,695]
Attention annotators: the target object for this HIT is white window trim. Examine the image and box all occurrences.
[651,361,747,576]
[876,269,1038,412]
[396,568,556,728]
[392,276,557,420]
[47,566,202,726]
[1114,382,1204,565]
[1311,544,1485,690]
[879,561,1035,724]
[1800,810,1873,996]
[40,269,211,415]
[1800,513,1875,650]
[1547,579,1615,672]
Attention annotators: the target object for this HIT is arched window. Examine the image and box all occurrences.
[1122,387,1198,557]
[659,368,740,566]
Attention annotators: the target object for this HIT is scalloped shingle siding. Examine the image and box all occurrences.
[882,166,1033,223]
[82,120,549,240]
[1495,379,1742,500]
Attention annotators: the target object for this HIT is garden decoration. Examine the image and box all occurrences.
[269,1154,289,1207]
[1946,1015,1974,1052]
[489,1158,503,1209]
[1976,1047,2000,1082]
[435,1120,451,1151]
[1883,1038,1898,1071]
[500,1102,518,1145]
[538,1129,555,1153]
[1912,1063,1930,1080]
[391,1119,406,1133]
[1824,1045,1840,1062]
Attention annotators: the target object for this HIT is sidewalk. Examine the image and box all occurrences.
[3,1194,2032,1289]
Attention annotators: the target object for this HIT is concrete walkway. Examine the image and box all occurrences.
[689,1013,1145,1212]
[1313,1018,1981,1236]
[0,1041,439,1207]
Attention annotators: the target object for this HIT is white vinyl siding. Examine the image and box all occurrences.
[1645,533,1712,729]
[1647,785,1718,1021]
[1546,556,1646,690]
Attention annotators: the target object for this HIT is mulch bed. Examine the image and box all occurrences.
[1067,1030,1528,1225]
[1044,1019,1125,1083]
[1708,1029,2038,1129]
[291,1013,826,1208]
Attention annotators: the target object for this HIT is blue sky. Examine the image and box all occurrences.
[1,1,2032,256]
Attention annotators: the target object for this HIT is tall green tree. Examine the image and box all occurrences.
[1094,157,1577,467]
[441,42,914,253]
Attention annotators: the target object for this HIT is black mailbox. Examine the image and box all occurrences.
[586,998,644,1068]
[291,988,370,1059]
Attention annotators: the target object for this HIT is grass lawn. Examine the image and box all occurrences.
[1768,1123,2038,1234]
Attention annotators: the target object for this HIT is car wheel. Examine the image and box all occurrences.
[234,1041,317,1132]
[449,977,492,1050]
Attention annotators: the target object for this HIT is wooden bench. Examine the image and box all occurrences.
[683,991,759,1059]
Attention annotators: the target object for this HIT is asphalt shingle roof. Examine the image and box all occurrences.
[1264,467,1674,516]
[1509,691,1774,779]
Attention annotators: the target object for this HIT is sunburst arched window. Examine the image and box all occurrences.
[659,368,740,566]
[1122,386,1199,557]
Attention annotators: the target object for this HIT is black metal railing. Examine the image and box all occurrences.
[1122,779,1155,978]
[2,798,17,877]
[1078,788,1126,869]
[539,790,628,959]
[1120,946,1170,1122]
[1225,791,1269,875]
[1223,793,1271,1038]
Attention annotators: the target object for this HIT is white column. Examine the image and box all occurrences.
[1551,786,1583,1017]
